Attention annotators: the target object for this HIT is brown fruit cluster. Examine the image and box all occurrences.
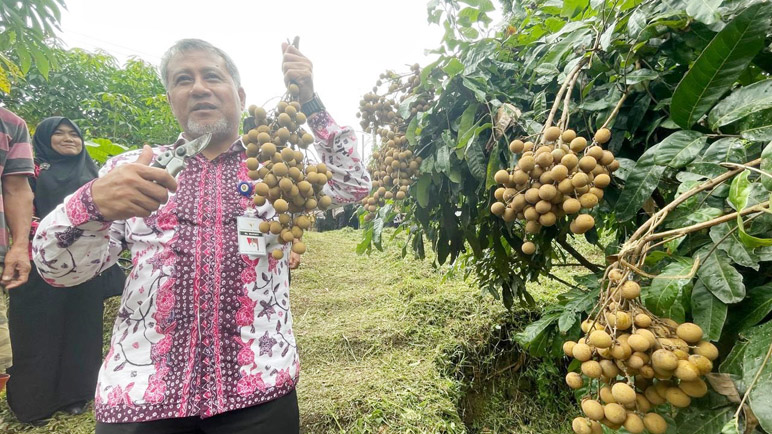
[357,63,433,134]
[565,269,718,434]
[360,128,422,221]
[243,83,333,259]
[490,127,619,255]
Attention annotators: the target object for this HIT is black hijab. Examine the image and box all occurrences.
[32,117,99,218]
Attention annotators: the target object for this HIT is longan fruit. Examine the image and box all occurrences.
[551,164,569,181]
[518,156,535,172]
[562,153,579,169]
[651,349,679,371]
[269,221,283,235]
[580,193,599,209]
[563,198,582,214]
[643,412,667,434]
[274,198,289,213]
[272,249,284,260]
[509,139,524,153]
[503,208,517,222]
[623,413,644,434]
[628,334,651,352]
[318,195,332,210]
[535,200,552,214]
[571,214,595,234]
[544,126,561,141]
[573,343,593,362]
[611,382,636,405]
[272,162,289,177]
[636,328,657,347]
[644,386,666,405]
[539,212,557,227]
[689,354,713,375]
[594,128,611,144]
[524,206,539,221]
[600,359,619,378]
[587,146,604,160]
[665,387,691,408]
[538,184,558,201]
[558,178,575,194]
[524,188,541,204]
[589,330,613,348]
[566,372,584,389]
[579,156,598,173]
[562,129,577,143]
[253,195,266,206]
[582,360,603,378]
[494,170,510,184]
[521,241,536,255]
[491,202,506,216]
[694,341,719,360]
[572,417,593,434]
[600,150,615,166]
[675,360,700,382]
[572,172,590,188]
[604,403,627,425]
[679,378,708,398]
[291,241,306,254]
[676,323,703,344]
[620,280,640,299]
[563,341,577,357]
[633,313,652,328]
[582,399,605,421]
[570,137,588,152]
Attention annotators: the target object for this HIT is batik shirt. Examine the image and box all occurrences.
[32,111,370,423]
[0,107,34,260]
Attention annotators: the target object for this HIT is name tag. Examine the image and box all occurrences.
[237,216,266,257]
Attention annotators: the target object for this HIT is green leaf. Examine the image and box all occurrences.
[628,8,646,37]
[709,222,760,270]
[697,248,746,304]
[457,103,480,149]
[685,0,722,25]
[675,404,733,434]
[737,215,772,248]
[691,280,727,341]
[742,320,772,432]
[729,170,751,211]
[721,339,749,375]
[644,259,694,322]
[725,284,772,336]
[416,174,431,208]
[514,312,560,357]
[443,58,464,77]
[625,68,658,85]
[709,79,772,129]
[670,4,771,128]
[616,152,666,221]
[720,418,740,434]
[653,130,707,169]
[465,135,487,180]
[485,149,500,190]
[738,107,772,142]
[762,141,772,191]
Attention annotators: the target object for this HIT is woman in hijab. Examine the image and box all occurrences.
[6,117,125,426]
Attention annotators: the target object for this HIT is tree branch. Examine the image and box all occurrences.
[557,238,603,273]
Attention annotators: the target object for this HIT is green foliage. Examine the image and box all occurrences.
[1,46,178,147]
[357,0,772,430]
[0,0,64,92]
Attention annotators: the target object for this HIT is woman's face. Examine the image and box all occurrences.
[50,123,83,156]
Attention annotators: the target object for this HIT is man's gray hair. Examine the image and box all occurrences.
[159,39,241,90]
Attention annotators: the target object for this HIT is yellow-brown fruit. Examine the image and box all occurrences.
[572,172,590,188]
[628,334,651,352]
[675,360,700,382]
[594,128,611,144]
[544,126,561,142]
[272,249,284,260]
[634,313,652,328]
[279,177,294,193]
[255,182,270,197]
[604,403,627,425]
[246,157,260,171]
[620,280,641,299]
[689,354,713,375]
[623,413,645,434]
[694,341,719,360]
[503,208,517,222]
[551,164,569,182]
[676,323,704,344]
[580,193,599,209]
[587,146,604,161]
[643,413,668,434]
[573,343,593,362]
[494,187,506,202]
[636,393,652,413]
[611,383,636,405]
[524,207,539,221]
[600,150,615,166]
[301,133,315,147]
[572,417,593,434]
[318,195,332,210]
[665,387,691,407]
[600,386,616,404]
[525,220,541,235]
[535,200,552,214]
[539,184,557,201]
[679,378,708,398]
[539,212,557,227]
[571,137,588,152]
[558,178,574,194]
[518,156,535,172]
[281,146,294,162]
[491,202,506,216]
[593,173,611,188]
[582,360,603,378]
[562,129,577,142]
[494,170,510,184]
[291,241,306,254]
[509,139,525,153]
[272,162,289,177]
[582,400,605,421]
[253,106,267,120]
[589,330,613,349]
[253,195,266,206]
[258,221,271,233]
[579,156,597,173]
[566,372,584,389]
[281,230,295,243]
[600,360,619,378]
[571,214,595,234]
[563,341,577,357]
[273,199,289,213]
[525,188,541,204]
[521,242,536,255]
[651,349,679,371]
[563,198,582,214]
[627,353,646,369]
[644,386,666,405]
[278,213,291,225]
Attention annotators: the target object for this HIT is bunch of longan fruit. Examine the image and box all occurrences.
[490,126,620,255]
[564,268,719,434]
[243,83,333,259]
[356,63,432,134]
[360,128,422,221]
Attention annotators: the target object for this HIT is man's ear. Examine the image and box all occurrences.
[166,92,172,107]
[239,87,246,110]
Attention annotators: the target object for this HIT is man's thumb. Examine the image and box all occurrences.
[135,145,155,166]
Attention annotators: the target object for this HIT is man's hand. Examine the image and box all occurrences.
[2,245,31,289]
[91,145,177,221]
[289,250,301,270]
[281,43,314,104]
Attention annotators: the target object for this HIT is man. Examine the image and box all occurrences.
[0,107,35,382]
[32,39,370,433]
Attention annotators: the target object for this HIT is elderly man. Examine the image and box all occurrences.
[33,39,370,433]
[0,107,35,382]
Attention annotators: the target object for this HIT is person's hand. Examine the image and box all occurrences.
[91,145,177,221]
[2,245,31,289]
[289,251,301,270]
[281,42,314,104]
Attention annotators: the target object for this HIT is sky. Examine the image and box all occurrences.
[55,0,455,155]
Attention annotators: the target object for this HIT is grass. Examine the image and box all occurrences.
[1,228,599,433]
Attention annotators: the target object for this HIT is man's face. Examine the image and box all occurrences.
[165,49,246,141]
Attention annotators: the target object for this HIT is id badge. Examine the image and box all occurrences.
[237,216,266,257]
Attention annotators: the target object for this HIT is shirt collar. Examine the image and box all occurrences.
[173,133,245,155]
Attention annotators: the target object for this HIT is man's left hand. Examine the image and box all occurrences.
[1,245,31,289]
[289,251,301,270]
[281,43,314,104]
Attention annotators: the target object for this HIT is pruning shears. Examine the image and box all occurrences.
[151,133,212,177]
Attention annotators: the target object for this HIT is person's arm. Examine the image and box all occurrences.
[1,175,33,289]
[33,146,176,287]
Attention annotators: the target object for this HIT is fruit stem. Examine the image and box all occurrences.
[599,92,628,131]
[543,57,590,137]
[734,337,772,419]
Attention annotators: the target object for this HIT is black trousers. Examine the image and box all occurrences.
[95,390,299,434]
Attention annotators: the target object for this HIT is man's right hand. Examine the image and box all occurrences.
[91,145,178,221]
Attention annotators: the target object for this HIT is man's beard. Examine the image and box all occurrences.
[186,117,231,138]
